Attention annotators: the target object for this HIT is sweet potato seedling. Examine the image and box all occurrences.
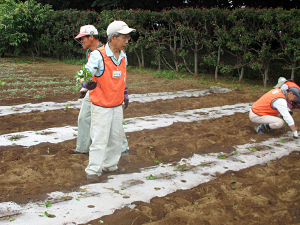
[76,64,93,83]
[146,174,156,180]
[148,146,153,153]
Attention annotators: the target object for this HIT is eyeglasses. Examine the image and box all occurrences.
[119,36,131,41]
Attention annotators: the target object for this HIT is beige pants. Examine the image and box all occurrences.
[249,109,284,129]
[85,104,123,176]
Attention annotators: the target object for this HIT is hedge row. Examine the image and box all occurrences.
[1,0,300,86]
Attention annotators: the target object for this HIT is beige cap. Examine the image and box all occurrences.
[106,21,136,36]
[273,77,287,88]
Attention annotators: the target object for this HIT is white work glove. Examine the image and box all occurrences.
[293,131,298,139]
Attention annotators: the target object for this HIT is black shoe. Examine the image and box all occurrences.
[87,174,100,183]
[121,148,129,157]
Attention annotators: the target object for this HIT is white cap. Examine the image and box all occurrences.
[106,21,136,36]
[273,77,287,88]
[75,25,98,39]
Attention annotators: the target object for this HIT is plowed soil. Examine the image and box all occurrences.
[1,59,300,225]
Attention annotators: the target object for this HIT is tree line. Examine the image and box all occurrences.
[1,0,300,86]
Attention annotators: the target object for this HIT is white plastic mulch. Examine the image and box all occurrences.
[0,103,251,147]
[0,87,231,116]
[0,134,299,225]
[0,87,299,225]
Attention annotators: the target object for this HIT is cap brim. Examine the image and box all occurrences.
[273,81,286,88]
[75,33,88,39]
[118,28,136,34]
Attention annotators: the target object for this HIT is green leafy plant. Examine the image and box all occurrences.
[63,103,71,111]
[148,146,153,153]
[98,220,104,223]
[177,164,185,171]
[248,147,257,152]
[146,174,156,180]
[120,187,126,190]
[197,164,205,167]
[154,160,160,164]
[76,196,86,201]
[10,218,15,222]
[231,151,241,155]
[76,64,93,82]
[279,139,285,143]
[39,211,50,217]
[39,201,51,208]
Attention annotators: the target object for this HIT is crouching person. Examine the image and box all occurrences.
[249,87,300,138]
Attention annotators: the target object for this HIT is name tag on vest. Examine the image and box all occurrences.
[113,70,122,78]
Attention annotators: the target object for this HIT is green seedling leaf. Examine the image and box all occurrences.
[45,201,51,207]
[148,146,153,153]
[178,165,185,171]
[146,174,156,180]
[76,64,93,83]
[197,164,205,167]
[39,201,52,208]
[280,139,285,143]
[10,219,15,222]
[98,220,104,223]
[219,156,226,159]
[248,147,257,152]
[44,211,50,217]
[154,160,160,164]
[122,121,127,125]
[120,187,126,190]
[75,196,87,201]
[231,151,241,155]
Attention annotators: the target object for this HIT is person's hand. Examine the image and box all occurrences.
[81,80,97,90]
[293,131,298,139]
[124,89,129,109]
[79,88,88,98]
[292,102,299,109]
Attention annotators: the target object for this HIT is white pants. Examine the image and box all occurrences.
[249,109,284,129]
[85,104,123,176]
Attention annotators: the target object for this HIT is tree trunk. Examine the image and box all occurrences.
[133,48,142,68]
[141,47,145,69]
[291,67,295,80]
[215,45,221,80]
[158,53,161,70]
[239,66,244,81]
[263,64,269,88]
[194,42,198,78]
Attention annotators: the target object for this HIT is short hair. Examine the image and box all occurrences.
[108,32,120,42]
[85,35,99,40]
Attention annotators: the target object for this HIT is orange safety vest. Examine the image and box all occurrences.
[251,88,287,116]
[89,46,126,107]
[285,81,300,90]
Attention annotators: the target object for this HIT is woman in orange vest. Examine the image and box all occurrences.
[79,21,136,183]
[249,87,299,138]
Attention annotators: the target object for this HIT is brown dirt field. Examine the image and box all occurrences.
[0,58,300,225]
